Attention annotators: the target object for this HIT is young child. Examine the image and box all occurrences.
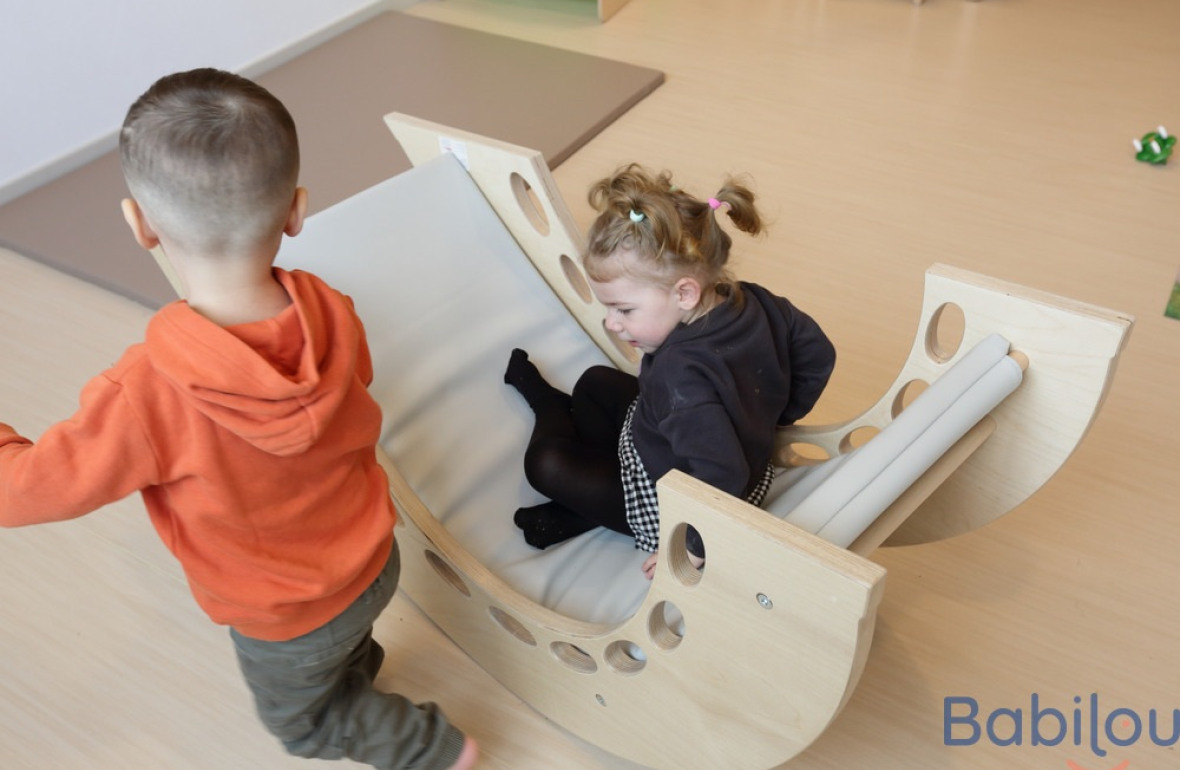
[0,69,477,770]
[505,163,836,579]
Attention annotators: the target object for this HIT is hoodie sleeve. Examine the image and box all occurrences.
[659,400,751,498]
[639,358,752,499]
[779,302,836,426]
[0,372,160,527]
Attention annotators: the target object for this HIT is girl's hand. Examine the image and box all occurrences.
[641,551,659,580]
[642,550,705,580]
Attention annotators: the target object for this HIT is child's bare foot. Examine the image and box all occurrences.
[447,736,479,769]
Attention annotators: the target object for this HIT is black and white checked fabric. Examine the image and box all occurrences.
[618,398,777,553]
[619,400,661,552]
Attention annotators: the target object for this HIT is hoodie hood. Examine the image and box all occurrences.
[145,269,364,456]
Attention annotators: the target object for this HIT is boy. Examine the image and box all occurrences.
[0,68,478,770]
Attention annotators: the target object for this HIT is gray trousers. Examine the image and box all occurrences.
[230,542,465,770]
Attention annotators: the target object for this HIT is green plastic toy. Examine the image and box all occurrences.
[1133,126,1174,165]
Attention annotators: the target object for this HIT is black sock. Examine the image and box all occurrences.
[514,501,598,549]
[504,349,569,411]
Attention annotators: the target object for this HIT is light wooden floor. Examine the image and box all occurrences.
[2,1,1178,768]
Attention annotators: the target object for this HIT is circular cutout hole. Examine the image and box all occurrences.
[424,550,470,597]
[489,606,536,646]
[839,425,880,453]
[605,640,647,675]
[667,523,704,587]
[926,302,965,363]
[891,379,929,418]
[510,172,550,236]
[560,254,594,303]
[779,442,830,467]
[551,641,597,674]
[648,601,686,651]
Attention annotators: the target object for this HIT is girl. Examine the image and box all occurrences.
[504,163,835,578]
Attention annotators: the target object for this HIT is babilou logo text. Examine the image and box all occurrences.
[944,693,1178,765]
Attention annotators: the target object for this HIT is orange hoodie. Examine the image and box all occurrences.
[0,268,396,641]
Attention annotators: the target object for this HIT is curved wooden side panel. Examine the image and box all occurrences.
[782,265,1133,546]
[380,447,885,770]
[384,112,641,376]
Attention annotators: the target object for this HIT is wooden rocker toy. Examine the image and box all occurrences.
[157,115,1132,770]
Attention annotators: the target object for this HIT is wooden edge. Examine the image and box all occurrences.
[927,262,1135,329]
[383,112,640,374]
[384,446,886,769]
[781,263,1133,546]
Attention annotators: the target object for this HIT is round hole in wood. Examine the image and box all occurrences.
[779,442,830,467]
[648,600,686,651]
[839,425,880,453]
[489,606,536,646]
[667,523,703,587]
[605,640,647,675]
[424,550,470,597]
[560,254,593,303]
[892,379,929,418]
[925,302,965,363]
[510,172,550,237]
[550,641,597,674]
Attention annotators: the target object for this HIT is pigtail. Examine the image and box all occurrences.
[713,178,763,236]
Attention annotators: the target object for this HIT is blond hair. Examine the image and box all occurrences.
[119,68,299,255]
[583,163,764,305]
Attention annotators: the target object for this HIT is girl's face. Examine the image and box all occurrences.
[589,251,701,355]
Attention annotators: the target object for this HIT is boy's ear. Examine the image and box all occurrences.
[121,198,160,250]
[284,187,309,237]
[674,276,703,310]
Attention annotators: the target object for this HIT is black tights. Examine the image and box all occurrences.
[504,350,638,548]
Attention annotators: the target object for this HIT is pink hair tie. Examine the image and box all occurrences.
[708,197,727,210]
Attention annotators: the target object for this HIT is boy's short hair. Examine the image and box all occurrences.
[119,68,299,254]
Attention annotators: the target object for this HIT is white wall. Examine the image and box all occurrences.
[0,0,409,205]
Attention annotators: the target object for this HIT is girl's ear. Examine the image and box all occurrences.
[674,276,703,310]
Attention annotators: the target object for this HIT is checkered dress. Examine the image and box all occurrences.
[618,399,777,553]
